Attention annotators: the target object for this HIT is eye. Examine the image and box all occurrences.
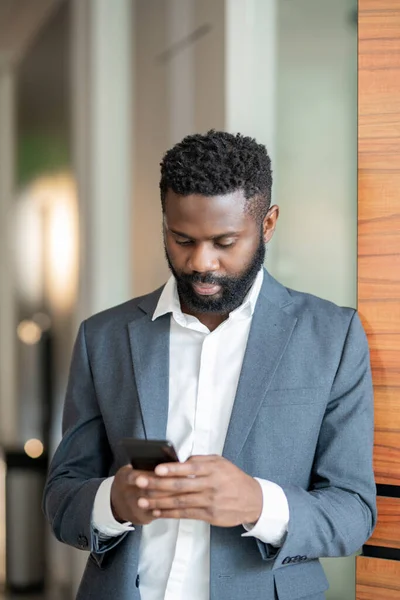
[175,239,193,246]
[215,241,235,249]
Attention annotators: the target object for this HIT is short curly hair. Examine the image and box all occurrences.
[159,130,273,223]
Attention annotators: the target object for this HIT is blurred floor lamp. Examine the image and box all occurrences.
[5,173,78,593]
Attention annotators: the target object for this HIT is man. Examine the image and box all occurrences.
[43,130,376,600]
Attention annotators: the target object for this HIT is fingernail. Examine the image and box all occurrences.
[138,498,149,508]
[136,476,148,487]
[153,510,161,517]
[155,465,168,475]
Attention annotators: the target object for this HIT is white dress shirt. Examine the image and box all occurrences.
[92,269,289,599]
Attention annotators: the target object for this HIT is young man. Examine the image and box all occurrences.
[44,131,376,600]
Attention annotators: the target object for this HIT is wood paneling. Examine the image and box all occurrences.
[356,556,400,600]
[358,2,400,596]
[374,387,400,484]
[374,431,400,486]
[358,0,400,487]
[374,387,400,430]
[365,496,400,549]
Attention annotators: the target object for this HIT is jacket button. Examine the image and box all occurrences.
[283,557,291,565]
[294,555,302,563]
[135,574,140,588]
[78,535,88,549]
[301,555,307,561]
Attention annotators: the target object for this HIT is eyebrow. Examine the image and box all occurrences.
[169,228,240,240]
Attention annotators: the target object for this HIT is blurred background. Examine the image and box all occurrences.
[0,0,356,598]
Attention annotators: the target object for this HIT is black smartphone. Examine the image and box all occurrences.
[119,438,179,471]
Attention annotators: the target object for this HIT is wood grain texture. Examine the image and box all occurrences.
[374,386,400,485]
[358,0,400,487]
[356,556,400,600]
[374,431,400,485]
[374,386,400,429]
[365,496,400,548]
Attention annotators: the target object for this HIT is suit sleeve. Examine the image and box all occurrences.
[42,321,129,555]
[262,311,377,568]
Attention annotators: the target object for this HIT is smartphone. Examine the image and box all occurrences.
[119,438,179,471]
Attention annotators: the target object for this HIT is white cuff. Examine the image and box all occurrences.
[92,476,135,537]
[242,478,289,547]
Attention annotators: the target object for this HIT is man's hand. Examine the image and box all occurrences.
[110,465,181,525]
[133,455,263,527]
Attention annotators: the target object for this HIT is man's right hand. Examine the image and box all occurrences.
[110,464,175,525]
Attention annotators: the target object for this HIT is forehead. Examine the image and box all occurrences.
[164,190,255,236]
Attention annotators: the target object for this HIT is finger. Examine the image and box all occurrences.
[118,464,133,480]
[121,464,133,472]
[154,458,216,478]
[143,488,185,499]
[138,492,209,511]
[127,470,154,487]
[137,475,208,494]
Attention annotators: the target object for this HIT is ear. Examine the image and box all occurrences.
[262,205,279,243]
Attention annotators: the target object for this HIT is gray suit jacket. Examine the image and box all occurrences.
[43,270,376,600]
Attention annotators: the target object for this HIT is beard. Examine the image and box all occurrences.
[165,230,266,314]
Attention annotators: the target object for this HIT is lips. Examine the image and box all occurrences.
[192,283,222,296]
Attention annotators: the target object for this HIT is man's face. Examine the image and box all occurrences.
[163,190,271,314]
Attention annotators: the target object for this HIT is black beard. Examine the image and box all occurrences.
[165,232,266,314]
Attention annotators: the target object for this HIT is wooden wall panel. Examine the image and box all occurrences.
[356,556,400,600]
[358,1,400,595]
[358,1,400,487]
[373,433,400,486]
[365,496,400,549]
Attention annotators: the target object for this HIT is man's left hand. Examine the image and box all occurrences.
[134,455,263,527]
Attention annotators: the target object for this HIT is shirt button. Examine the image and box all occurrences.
[135,574,140,588]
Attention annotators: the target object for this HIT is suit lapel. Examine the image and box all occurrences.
[223,274,298,464]
[127,273,297,456]
[127,290,170,440]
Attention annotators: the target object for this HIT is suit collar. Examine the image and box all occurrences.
[258,268,294,309]
[137,285,165,316]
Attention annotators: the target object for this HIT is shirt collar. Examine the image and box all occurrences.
[152,268,264,324]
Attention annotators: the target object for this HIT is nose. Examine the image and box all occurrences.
[188,243,219,273]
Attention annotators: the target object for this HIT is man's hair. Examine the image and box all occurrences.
[159,130,273,223]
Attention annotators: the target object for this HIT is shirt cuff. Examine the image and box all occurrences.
[91,476,135,537]
[242,477,289,547]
